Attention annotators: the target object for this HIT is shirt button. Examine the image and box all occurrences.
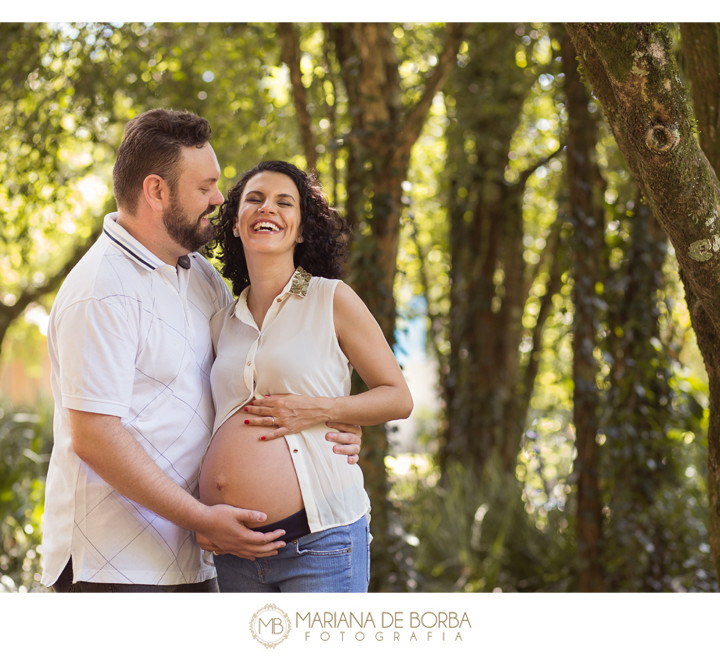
[246,361,252,366]
[293,449,299,453]
[276,297,282,303]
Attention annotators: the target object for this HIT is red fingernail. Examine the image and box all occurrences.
[244,419,249,425]
[244,407,248,412]
[260,436,266,441]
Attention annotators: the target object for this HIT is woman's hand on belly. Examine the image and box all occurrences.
[244,394,331,438]
[245,395,363,464]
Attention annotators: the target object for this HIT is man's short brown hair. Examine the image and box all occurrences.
[112,109,212,213]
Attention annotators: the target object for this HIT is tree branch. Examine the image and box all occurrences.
[517,145,565,188]
[278,23,317,171]
[0,222,103,353]
[401,23,467,156]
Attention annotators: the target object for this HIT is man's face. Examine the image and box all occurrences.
[162,143,223,253]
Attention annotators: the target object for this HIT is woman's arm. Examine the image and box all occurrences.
[331,280,414,422]
[245,281,413,437]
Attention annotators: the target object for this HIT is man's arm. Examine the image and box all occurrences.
[69,410,286,558]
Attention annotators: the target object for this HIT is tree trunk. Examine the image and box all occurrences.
[603,198,682,590]
[680,24,720,170]
[561,28,607,592]
[441,24,557,475]
[325,22,465,590]
[565,21,720,581]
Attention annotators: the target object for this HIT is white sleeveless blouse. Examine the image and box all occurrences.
[209,268,371,533]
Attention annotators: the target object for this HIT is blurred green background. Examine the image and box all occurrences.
[1,22,715,593]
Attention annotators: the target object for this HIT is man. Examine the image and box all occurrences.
[41,108,361,592]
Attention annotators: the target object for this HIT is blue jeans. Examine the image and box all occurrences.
[214,515,370,592]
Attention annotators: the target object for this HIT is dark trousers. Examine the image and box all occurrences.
[51,558,218,593]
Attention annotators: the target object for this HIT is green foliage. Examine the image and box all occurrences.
[0,24,116,307]
[0,22,304,356]
[602,423,716,592]
[400,456,576,592]
[602,285,715,591]
[0,397,53,592]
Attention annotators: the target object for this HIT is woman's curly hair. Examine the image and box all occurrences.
[211,161,350,296]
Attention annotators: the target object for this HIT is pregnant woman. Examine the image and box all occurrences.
[197,160,413,592]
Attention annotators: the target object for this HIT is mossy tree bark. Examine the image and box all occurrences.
[565,22,720,581]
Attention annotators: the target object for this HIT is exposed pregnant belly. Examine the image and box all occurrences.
[198,409,304,526]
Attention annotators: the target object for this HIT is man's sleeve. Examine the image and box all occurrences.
[55,296,138,418]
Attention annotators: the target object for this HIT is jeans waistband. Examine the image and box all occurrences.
[254,508,310,543]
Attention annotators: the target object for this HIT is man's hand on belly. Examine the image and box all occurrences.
[195,504,287,559]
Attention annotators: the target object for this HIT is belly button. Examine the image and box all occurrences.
[214,475,228,491]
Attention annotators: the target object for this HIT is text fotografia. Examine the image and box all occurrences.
[296,610,471,643]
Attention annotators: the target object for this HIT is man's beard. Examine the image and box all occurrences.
[162,196,216,253]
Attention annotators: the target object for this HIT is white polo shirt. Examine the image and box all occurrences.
[210,269,371,534]
[40,213,232,587]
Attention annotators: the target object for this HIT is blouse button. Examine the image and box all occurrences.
[276,297,282,303]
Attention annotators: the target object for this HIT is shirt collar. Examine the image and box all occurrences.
[233,266,312,323]
[102,212,192,271]
[287,266,312,298]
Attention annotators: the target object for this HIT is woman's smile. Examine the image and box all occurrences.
[251,220,283,233]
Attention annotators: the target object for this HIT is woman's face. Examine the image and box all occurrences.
[234,171,302,258]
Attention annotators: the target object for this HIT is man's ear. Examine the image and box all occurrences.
[142,174,168,212]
